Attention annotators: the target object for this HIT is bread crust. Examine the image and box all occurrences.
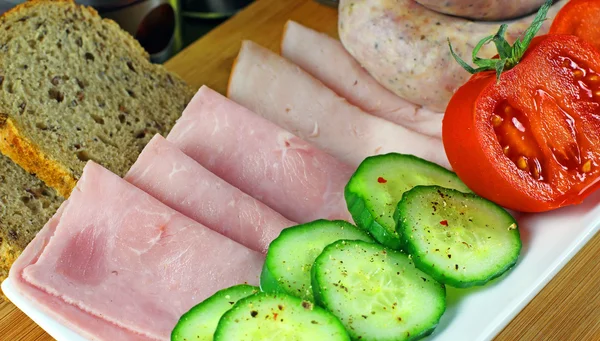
[0,0,113,198]
[0,117,77,197]
[0,0,194,297]
[1,0,148,59]
[0,0,190,197]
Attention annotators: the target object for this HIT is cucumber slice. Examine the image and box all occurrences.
[261,219,374,301]
[171,284,259,341]
[214,292,350,340]
[312,240,446,341]
[395,186,521,288]
[345,153,471,249]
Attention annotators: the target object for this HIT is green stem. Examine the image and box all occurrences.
[448,0,553,80]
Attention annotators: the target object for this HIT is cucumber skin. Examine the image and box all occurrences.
[395,186,521,288]
[260,219,375,301]
[311,240,446,341]
[171,284,259,341]
[345,186,403,250]
[259,262,282,296]
[345,153,471,251]
[310,258,327,316]
[214,292,351,341]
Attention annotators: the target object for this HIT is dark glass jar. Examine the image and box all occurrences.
[181,0,254,18]
[314,0,338,7]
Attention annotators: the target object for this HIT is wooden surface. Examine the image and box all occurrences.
[1,0,599,340]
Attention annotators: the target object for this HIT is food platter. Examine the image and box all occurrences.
[2,279,87,341]
[3,190,599,341]
[3,0,600,340]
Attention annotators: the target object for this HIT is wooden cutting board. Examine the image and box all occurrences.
[1,0,599,340]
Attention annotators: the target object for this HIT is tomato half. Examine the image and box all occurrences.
[550,0,600,52]
[443,35,600,212]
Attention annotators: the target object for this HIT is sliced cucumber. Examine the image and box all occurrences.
[345,153,471,249]
[261,219,374,301]
[214,292,350,340]
[312,240,446,341]
[395,186,521,288]
[171,284,259,341]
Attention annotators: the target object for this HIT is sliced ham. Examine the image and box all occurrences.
[228,40,450,169]
[125,134,294,253]
[167,86,353,223]
[281,20,443,138]
[11,161,263,341]
[10,204,149,341]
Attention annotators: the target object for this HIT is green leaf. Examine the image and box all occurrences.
[492,25,512,59]
[474,58,500,69]
[495,59,506,82]
[519,0,552,50]
[448,39,478,74]
[447,0,553,78]
[472,34,494,65]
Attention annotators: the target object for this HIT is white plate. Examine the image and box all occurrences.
[3,192,600,341]
[2,278,87,341]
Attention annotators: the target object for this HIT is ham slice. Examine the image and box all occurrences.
[10,161,263,341]
[228,41,450,169]
[281,20,443,138]
[125,134,294,253]
[167,86,353,223]
[10,204,149,341]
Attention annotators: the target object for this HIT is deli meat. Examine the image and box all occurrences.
[228,41,450,169]
[125,134,294,253]
[10,204,149,341]
[10,162,264,341]
[167,86,353,223]
[281,20,443,138]
[338,0,566,111]
[415,0,547,21]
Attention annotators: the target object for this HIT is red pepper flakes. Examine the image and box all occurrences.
[273,313,278,321]
[377,177,387,183]
[440,220,448,226]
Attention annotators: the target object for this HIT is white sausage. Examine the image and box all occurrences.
[415,0,548,21]
[338,0,566,111]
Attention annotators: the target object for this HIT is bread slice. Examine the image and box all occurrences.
[0,0,195,299]
[0,153,63,289]
[0,0,195,197]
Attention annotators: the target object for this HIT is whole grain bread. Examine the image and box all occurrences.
[0,0,196,297]
[0,0,195,198]
[0,153,63,289]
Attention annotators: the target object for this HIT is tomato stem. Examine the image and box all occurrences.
[448,0,552,80]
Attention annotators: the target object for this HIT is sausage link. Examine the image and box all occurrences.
[415,0,549,21]
[338,0,566,111]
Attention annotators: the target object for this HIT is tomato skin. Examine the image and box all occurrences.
[443,34,600,212]
[550,0,600,52]
[443,72,558,212]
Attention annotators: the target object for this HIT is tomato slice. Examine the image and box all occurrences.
[443,35,600,212]
[550,0,600,52]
